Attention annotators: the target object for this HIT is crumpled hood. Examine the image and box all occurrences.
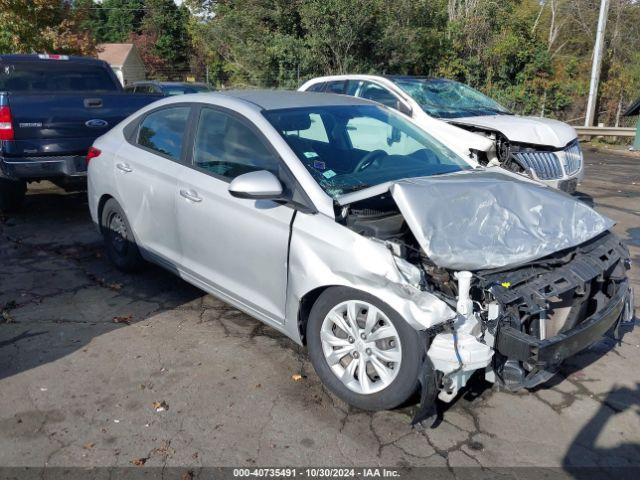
[390,171,614,271]
[451,114,577,148]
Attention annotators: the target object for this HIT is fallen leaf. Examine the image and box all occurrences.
[131,457,148,466]
[113,315,132,325]
[291,374,304,382]
[255,383,262,388]
[181,471,194,480]
[108,282,123,291]
[1,310,14,324]
[83,442,95,449]
[152,400,169,412]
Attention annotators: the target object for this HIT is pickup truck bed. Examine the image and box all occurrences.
[0,54,161,210]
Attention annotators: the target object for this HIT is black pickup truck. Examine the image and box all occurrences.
[0,54,161,210]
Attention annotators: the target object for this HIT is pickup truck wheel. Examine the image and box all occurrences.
[0,179,26,212]
[101,198,144,272]
[306,287,423,411]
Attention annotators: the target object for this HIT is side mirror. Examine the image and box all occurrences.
[387,126,402,146]
[228,170,283,200]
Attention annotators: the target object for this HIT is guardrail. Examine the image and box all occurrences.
[573,126,636,137]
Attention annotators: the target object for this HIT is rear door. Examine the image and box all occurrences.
[175,106,295,325]
[114,104,193,265]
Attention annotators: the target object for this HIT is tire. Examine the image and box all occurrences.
[0,179,26,212]
[100,198,144,272]
[307,287,426,411]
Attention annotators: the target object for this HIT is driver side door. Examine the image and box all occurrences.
[175,106,297,326]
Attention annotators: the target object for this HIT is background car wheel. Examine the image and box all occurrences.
[0,179,26,212]
[306,287,425,411]
[100,198,144,272]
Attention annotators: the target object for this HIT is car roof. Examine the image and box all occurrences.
[304,74,445,83]
[220,89,374,110]
[382,75,437,81]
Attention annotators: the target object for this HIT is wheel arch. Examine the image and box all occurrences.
[297,285,336,345]
[97,193,114,234]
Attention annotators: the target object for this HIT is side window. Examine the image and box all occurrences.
[345,80,362,96]
[306,82,326,93]
[282,113,329,144]
[137,106,190,160]
[346,116,423,156]
[325,81,347,94]
[193,108,281,181]
[124,85,135,93]
[358,82,399,109]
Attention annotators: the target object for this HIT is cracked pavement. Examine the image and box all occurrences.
[0,149,638,470]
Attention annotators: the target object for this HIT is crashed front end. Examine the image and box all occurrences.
[473,231,632,390]
[335,170,634,418]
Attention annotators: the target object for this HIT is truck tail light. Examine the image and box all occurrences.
[86,146,101,164]
[38,54,69,60]
[0,106,14,141]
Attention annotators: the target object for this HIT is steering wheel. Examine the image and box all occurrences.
[353,150,388,173]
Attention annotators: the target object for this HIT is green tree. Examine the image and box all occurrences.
[97,0,145,43]
[142,0,192,75]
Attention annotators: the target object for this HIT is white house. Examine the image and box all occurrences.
[96,43,146,86]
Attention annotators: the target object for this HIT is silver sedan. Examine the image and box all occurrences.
[87,91,632,422]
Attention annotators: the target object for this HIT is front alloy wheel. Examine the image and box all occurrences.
[320,300,402,395]
[307,287,425,411]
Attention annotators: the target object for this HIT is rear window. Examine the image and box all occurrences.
[0,61,118,92]
[137,106,190,160]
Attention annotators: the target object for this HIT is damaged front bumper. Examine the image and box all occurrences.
[480,231,633,389]
[495,279,632,370]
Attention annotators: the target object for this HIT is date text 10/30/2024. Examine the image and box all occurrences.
[233,468,402,478]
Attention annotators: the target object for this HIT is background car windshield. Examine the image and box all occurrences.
[264,105,472,198]
[392,78,511,119]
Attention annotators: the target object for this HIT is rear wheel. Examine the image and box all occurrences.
[306,287,425,411]
[0,179,26,212]
[100,198,144,272]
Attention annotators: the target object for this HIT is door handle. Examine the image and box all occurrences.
[116,163,133,173]
[180,189,202,203]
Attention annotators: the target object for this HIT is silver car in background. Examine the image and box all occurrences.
[87,91,632,423]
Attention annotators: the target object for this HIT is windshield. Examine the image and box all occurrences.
[264,105,472,198]
[0,62,118,92]
[392,78,511,119]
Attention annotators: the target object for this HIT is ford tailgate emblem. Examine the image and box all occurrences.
[85,119,108,128]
